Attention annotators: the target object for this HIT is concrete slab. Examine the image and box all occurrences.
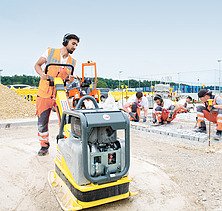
[0,112,58,129]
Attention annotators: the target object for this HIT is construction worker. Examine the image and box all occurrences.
[34,33,80,156]
[123,91,148,122]
[152,94,178,125]
[177,96,193,112]
[195,89,222,140]
[177,96,192,108]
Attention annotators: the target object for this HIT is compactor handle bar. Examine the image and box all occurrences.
[45,63,74,75]
[75,95,99,109]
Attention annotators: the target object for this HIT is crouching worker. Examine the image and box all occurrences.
[177,96,193,113]
[152,94,178,125]
[123,91,148,122]
[195,89,222,140]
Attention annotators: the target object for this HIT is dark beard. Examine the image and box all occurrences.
[67,49,74,54]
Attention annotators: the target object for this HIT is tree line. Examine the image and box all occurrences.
[1,75,177,89]
[2,75,40,87]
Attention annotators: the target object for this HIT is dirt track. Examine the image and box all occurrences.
[0,121,222,211]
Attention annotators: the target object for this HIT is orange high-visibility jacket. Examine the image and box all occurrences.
[37,48,75,98]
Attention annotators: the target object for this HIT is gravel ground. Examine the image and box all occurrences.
[2,82,221,210]
[0,112,222,210]
[131,129,222,210]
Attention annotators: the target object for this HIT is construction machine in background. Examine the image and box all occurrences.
[67,61,100,108]
[81,61,100,102]
[154,83,171,99]
[45,63,133,210]
[66,75,81,108]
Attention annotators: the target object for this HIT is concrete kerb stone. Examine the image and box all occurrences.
[182,133,192,140]
[131,123,207,142]
[198,134,208,142]
[0,118,58,129]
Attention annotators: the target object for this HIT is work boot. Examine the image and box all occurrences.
[152,118,157,124]
[38,143,50,156]
[194,121,207,133]
[153,120,164,126]
[213,130,222,141]
[168,111,174,119]
[194,127,207,133]
[143,117,147,122]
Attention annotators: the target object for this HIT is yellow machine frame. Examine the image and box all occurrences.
[48,147,133,210]
[46,64,134,210]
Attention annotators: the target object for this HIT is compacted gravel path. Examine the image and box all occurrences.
[0,113,221,210]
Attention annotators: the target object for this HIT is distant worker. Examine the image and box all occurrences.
[123,91,148,122]
[195,89,222,140]
[177,96,193,112]
[34,33,80,156]
[177,96,192,108]
[152,94,179,125]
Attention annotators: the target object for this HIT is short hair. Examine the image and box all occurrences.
[63,33,80,44]
[186,96,192,101]
[136,92,143,99]
[154,94,162,101]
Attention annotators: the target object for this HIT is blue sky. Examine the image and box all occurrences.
[0,0,222,85]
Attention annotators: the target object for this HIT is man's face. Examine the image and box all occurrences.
[186,98,191,103]
[199,95,209,103]
[66,39,78,54]
[155,99,161,106]
[137,97,142,103]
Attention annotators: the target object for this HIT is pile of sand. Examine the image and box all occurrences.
[0,84,36,120]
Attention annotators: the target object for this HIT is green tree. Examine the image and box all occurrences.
[2,75,40,86]
[97,79,108,88]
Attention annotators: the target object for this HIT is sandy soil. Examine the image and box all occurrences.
[0,119,222,211]
[0,84,36,120]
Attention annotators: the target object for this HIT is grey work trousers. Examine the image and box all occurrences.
[37,108,52,133]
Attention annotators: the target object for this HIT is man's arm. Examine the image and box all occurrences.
[34,57,47,80]
[144,107,148,117]
[142,97,149,122]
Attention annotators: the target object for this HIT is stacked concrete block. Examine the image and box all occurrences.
[131,123,208,143]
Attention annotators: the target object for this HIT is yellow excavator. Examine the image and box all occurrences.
[45,63,134,210]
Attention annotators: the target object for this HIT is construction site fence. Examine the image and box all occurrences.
[12,88,102,104]
[13,88,150,104]
[13,88,196,105]
[110,91,152,101]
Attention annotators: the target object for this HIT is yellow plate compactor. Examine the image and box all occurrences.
[46,64,133,210]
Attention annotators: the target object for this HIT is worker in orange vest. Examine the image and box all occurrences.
[34,33,80,156]
[195,89,222,140]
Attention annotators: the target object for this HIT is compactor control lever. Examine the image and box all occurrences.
[44,63,74,86]
[45,63,74,75]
